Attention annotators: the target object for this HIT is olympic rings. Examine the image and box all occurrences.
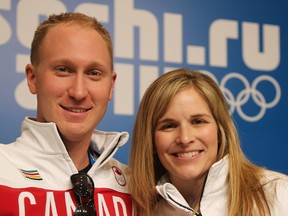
[203,72,281,122]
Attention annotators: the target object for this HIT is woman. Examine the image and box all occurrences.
[129,68,288,216]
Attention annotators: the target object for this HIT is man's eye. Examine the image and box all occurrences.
[89,71,101,76]
[56,67,69,73]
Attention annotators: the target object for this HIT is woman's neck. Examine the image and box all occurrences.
[170,175,206,209]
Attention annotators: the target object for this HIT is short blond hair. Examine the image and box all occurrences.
[30,12,113,69]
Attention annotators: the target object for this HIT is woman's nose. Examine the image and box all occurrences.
[175,125,195,145]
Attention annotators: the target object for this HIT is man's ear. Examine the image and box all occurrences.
[108,71,117,100]
[25,64,37,94]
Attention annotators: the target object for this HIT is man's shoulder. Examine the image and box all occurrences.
[107,157,129,171]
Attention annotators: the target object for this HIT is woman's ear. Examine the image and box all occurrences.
[25,64,37,94]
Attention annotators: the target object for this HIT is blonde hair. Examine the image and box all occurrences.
[129,68,271,216]
[30,12,113,69]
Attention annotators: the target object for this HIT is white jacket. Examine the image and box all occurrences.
[0,117,134,216]
[154,156,288,216]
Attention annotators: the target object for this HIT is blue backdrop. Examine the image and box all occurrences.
[0,0,287,174]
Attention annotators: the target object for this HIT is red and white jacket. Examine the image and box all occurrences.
[0,117,134,216]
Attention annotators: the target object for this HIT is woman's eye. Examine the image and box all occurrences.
[192,119,205,125]
[159,123,176,131]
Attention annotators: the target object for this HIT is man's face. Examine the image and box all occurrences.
[26,23,116,143]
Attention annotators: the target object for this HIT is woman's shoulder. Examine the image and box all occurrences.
[261,170,288,214]
[261,169,288,195]
[262,169,288,182]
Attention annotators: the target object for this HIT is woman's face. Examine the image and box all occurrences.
[154,87,218,184]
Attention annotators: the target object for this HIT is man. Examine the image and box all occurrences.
[0,12,133,215]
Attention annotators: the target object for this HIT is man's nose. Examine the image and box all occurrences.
[68,74,88,100]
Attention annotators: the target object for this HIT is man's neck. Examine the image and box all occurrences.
[62,136,91,171]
